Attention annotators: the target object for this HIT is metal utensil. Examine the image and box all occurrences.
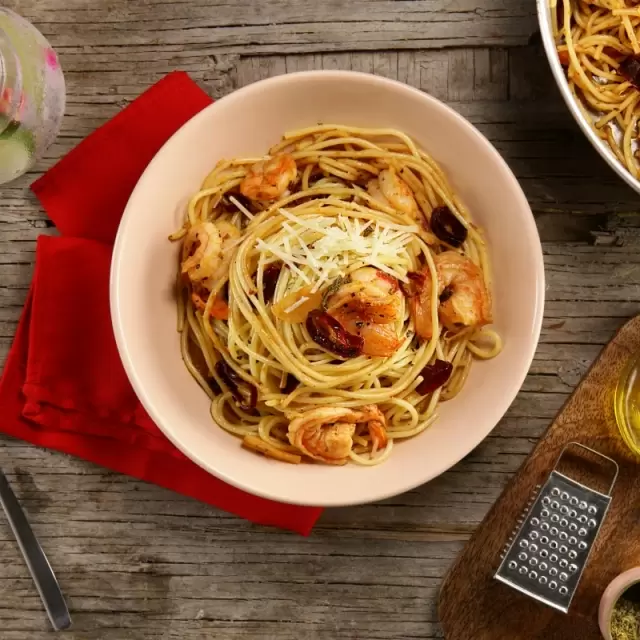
[494,442,618,613]
[0,469,71,631]
[537,0,640,196]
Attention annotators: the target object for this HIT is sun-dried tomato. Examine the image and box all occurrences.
[431,206,467,248]
[416,359,453,395]
[262,262,282,303]
[620,56,640,90]
[399,270,427,298]
[215,360,258,411]
[306,309,364,358]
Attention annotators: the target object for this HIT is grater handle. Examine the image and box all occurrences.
[554,442,619,496]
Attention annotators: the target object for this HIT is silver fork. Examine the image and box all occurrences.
[0,468,71,631]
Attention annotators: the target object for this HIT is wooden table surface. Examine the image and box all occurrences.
[1,2,639,638]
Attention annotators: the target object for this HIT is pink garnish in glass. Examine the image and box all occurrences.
[45,48,58,70]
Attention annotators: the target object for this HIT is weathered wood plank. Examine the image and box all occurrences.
[1,1,640,638]
[9,0,537,53]
[3,45,638,218]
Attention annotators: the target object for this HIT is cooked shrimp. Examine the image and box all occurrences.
[409,251,492,340]
[288,405,388,464]
[366,412,388,451]
[239,153,297,201]
[367,168,418,216]
[191,291,229,320]
[438,252,492,331]
[324,267,403,357]
[181,220,240,291]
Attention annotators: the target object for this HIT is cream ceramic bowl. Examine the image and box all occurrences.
[110,71,545,507]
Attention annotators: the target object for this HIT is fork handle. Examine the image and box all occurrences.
[0,469,71,631]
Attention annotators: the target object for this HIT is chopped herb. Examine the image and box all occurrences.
[611,593,640,640]
[611,584,640,640]
[321,275,350,310]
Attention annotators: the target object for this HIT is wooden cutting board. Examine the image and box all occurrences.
[439,315,640,640]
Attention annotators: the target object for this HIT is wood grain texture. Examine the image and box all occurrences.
[439,316,640,639]
[0,1,639,638]
[11,0,538,53]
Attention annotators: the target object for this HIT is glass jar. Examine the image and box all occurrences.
[0,8,65,185]
[614,354,640,456]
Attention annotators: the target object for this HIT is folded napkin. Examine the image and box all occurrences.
[0,71,323,535]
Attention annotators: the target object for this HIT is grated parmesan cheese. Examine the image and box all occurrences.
[283,296,310,314]
[256,208,418,294]
[229,195,254,219]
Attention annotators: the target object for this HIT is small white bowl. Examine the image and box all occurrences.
[599,567,640,639]
[110,71,545,506]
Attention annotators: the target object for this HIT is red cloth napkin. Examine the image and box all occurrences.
[0,71,323,535]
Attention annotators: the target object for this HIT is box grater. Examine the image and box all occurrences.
[494,442,618,613]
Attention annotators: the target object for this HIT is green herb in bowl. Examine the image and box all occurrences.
[611,585,640,640]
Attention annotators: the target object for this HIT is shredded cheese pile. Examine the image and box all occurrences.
[255,208,419,305]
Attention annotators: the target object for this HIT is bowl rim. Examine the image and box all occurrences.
[110,70,546,506]
[537,0,640,196]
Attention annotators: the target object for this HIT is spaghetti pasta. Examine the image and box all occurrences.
[553,0,640,179]
[171,125,501,466]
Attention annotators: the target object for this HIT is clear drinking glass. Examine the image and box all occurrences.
[0,8,65,185]
[614,354,640,457]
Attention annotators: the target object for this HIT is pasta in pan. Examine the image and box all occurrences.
[553,0,640,178]
[170,125,501,466]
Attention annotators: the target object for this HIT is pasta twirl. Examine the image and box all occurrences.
[170,125,501,466]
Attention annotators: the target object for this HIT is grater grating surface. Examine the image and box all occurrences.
[494,443,618,613]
